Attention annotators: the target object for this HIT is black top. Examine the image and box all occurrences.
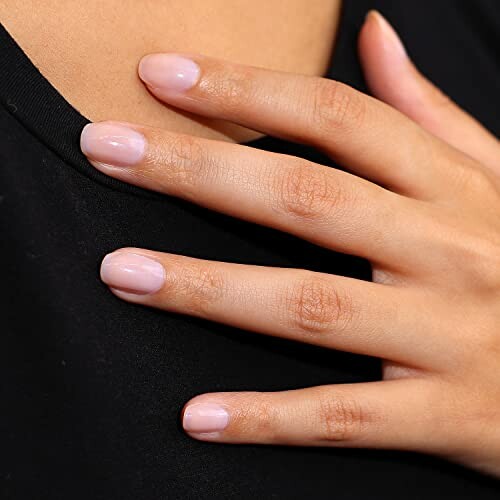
[1,1,499,498]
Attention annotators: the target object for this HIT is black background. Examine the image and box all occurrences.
[1,1,499,498]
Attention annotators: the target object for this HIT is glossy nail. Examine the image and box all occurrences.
[368,10,407,60]
[183,403,230,434]
[81,123,146,167]
[139,54,201,93]
[100,252,165,295]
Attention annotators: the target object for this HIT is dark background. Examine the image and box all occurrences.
[1,1,499,498]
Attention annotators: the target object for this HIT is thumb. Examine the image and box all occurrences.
[358,10,499,171]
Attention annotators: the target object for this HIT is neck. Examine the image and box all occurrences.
[0,0,340,142]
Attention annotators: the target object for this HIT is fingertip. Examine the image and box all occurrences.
[367,10,407,58]
[99,249,166,295]
[364,10,389,29]
[138,53,201,95]
[361,9,380,33]
[359,10,383,41]
[358,10,376,61]
[80,121,146,167]
[181,397,230,437]
[358,10,418,108]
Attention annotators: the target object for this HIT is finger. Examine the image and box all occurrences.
[359,11,500,173]
[81,121,428,266]
[137,50,456,198]
[181,379,447,454]
[99,248,447,368]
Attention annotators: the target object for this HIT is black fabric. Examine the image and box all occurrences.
[1,1,499,498]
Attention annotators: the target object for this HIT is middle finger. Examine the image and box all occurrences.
[99,248,447,369]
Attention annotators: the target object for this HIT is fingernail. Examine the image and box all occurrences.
[183,403,230,434]
[139,54,201,93]
[368,10,407,59]
[100,252,165,295]
[81,123,146,167]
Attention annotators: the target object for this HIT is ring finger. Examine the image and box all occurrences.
[100,248,448,368]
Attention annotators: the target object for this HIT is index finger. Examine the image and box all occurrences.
[138,53,456,198]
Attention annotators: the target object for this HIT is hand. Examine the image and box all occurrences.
[80,12,500,476]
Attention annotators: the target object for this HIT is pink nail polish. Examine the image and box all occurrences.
[81,123,146,167]
[100,252,165,295]
[139,54,201,93]
[183,403,229,433]
[370,11,407,60]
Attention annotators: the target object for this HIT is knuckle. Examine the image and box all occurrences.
[155,134,210,191]
[250,400,276,437]
[473,239,500,279]
[203,67,257,113]
[286,275,355,335]
[232,396,278,438]
[446,159,498,200]
[274,163,348,221]
[465,168,499,198]
[425,383,497,454]
[476,242,500,290]
[451,233,500,291]
[316,394,366,442]
[312,80,367,135]
[174,262,225,314]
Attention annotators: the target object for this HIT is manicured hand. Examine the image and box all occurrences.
[80,12,500,476]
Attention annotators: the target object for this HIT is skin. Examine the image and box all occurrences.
[0,0,340,142]
[78,12,500,476]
